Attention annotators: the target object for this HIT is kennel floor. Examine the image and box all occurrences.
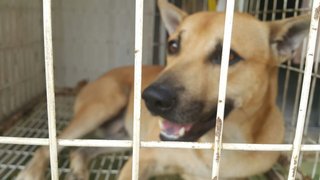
[0,95,130,180]
[0,95,319,179]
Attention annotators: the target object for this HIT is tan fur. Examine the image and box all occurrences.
[17,1,310,180]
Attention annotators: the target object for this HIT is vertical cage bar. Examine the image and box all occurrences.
[304,32,320,135]
[254,0,261,18]
[282,0,288,18]
[300,22,320,166]
[43,0,59,179]
[262,0,269,20]
[203,0,208,11]
[281,0,291,113]
[294,0,300,16]
[272,0,278,20]
[288,0,320,179]
[311,133,320,178]
[242,0,249,13]
[158,24,167,65]
[211,0,235,179]
[132,0,144,179]
[291,37,307,135]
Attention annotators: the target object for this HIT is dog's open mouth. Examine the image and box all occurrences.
[159,115,216,142]
[158,100,234,142]
[159,119,193,140]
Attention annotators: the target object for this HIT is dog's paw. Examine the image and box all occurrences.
[16,169,43,180]
[67,165,89,180]
[66,171,89,180]
[68,149,90,180]
[15,162,47,180]
[15,157,47,180]
[16,147,49,180]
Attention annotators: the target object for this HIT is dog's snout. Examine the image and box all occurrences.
[142,84,176,114]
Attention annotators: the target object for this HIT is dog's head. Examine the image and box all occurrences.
[142,0,310,141]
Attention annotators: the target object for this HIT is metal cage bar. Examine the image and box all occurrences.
[291,39,307,137]
[288,0,320,179]
[0,1,319,180]
[211,0,235,178]
[132,0,144,179]
[1,136,320,151]
[43,0,59,179]
[311,133,320,178]
[299,23,320,167]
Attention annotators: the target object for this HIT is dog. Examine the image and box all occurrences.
[16,0,310,179]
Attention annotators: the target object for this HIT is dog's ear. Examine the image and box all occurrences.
[268,14,310,63]
[157,0,188,34]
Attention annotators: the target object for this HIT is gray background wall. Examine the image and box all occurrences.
[52,0,156,87]
[0,0,45,121]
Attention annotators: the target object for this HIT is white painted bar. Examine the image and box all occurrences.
[43,0,59,179]
[58,139,133,147]
[312,151,320,178]
[211,0,235,179]
[132,0,144,179]
[141,142,320,151]
[311,134,320,178]
[223,143,292,151]
[0,137,49,145]
[288,0,320,179]
[223,144,320,152]
[0,137,320,152]
[0,1,319,179]
[141,141,214,149]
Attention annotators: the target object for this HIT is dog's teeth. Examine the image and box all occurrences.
[158,120,164,129]
[160,131,178,139]
[178,127,185,137]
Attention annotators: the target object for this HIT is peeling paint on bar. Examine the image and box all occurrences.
[215,117,222,138]
[290,156,298,179]
[214,117,222,162]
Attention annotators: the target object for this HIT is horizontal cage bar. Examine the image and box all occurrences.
[1,137,319,151]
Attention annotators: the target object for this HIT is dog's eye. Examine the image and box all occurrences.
[209,45,242,65]
[167,40,180,55]
[228,49,242,66]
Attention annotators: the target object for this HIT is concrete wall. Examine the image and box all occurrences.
[0,0,45,121]
[52,0,156,87]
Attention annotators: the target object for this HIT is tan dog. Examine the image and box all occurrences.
[17,0,310,179]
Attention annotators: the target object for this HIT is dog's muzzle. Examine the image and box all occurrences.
[142,84,234,142]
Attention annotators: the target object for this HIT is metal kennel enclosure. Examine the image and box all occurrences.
[0,0,319,179]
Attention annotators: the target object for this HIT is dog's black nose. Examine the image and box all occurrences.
[142,84,176,114]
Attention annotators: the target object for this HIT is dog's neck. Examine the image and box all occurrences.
[200,65,281,144]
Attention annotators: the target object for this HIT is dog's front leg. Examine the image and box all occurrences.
[118,158,209,180]
[118,157,157,180]
[180,174,213,180]
[118,148,211,180]
[17,98,127,180]
[15,146,50,180]
[118,148,175,180]
[67,146,130,180]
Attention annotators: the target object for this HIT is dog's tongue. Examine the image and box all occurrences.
[159,119,193,139]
